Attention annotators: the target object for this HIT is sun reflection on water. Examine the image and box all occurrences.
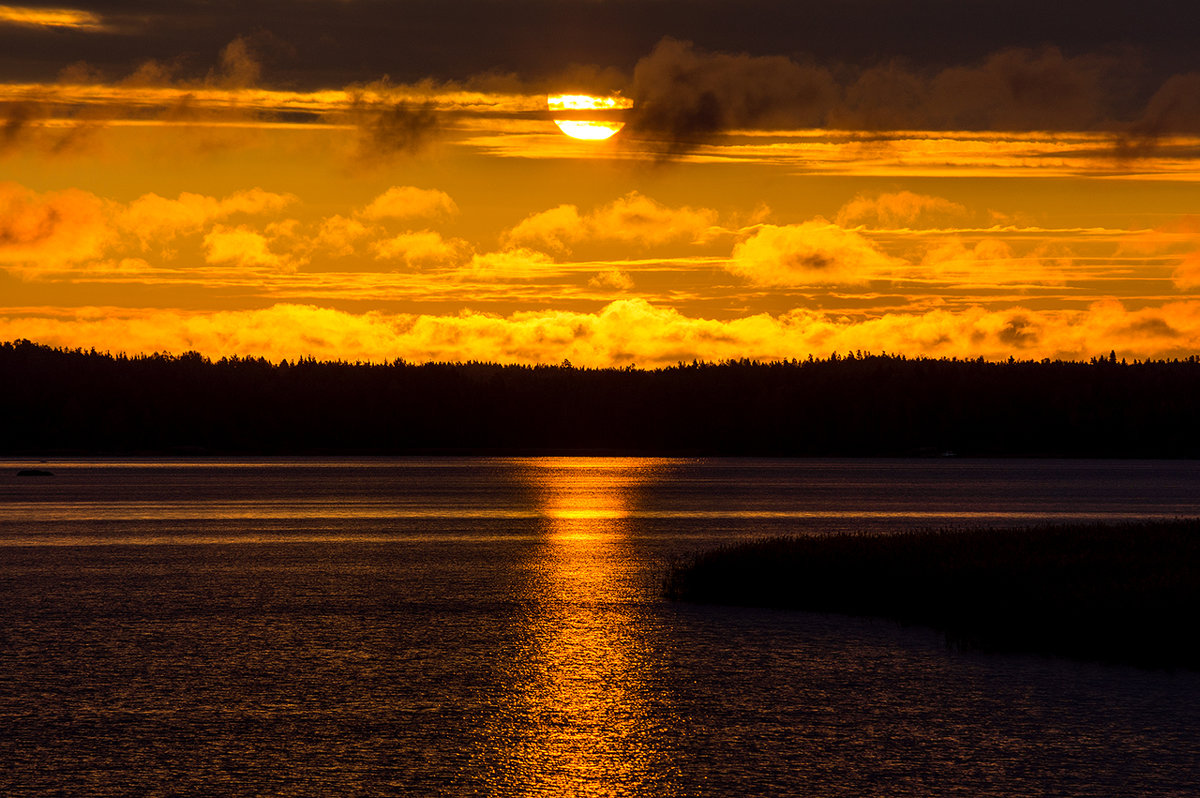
[484,458,681,796]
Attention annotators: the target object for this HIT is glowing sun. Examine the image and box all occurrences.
[548,93,633,140]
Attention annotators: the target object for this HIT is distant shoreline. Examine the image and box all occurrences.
[8,340,1200,457]
[664,521,1200,670]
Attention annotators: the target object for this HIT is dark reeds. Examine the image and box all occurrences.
[664,520,1200,669]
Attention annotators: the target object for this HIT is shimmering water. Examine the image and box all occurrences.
[2,458,1198,796]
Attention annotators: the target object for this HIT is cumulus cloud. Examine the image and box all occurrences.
[371,230,468,268]
[917,238,1068,284]
[120,188,296,246]
[0,181,112,269]
[312,214,370,257]
[361,186,458,221]
[203,224,296,271]
[503,191,718,255]
[835,191,971,229]
[503,204,584,255]
[728,221,895,286]
[589,269,634,290]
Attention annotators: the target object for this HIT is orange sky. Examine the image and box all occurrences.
[3,10,1200,365]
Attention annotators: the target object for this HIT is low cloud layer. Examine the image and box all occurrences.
[6,297,1200,367]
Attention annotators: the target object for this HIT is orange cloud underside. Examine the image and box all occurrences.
[0,5,103,30]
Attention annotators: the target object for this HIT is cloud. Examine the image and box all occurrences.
[461,248,557,279]
[589,269,634,290]
[203,224,296,271]
[592,192,720,245]
[371,230,468,268]
[361,186,458,221]
[312,214,371,257]
[628,38,837,156]
[208,36,262,89]
[622,40,1170,154]
[0,181,111,269]
[835,192,971,229]
[120,188,296,246]
[502,204,584,255]
[1,97,40,152]
[0,5,106,31]
[1119,73,1200,157]
[1172,250,1200,290]
[0,91,104,157]
[728,221,895,286]
[11,298,1200,367]
[924,47,1118,131]
[917,238,1068,284]
[829,46,1131,133]
[503,191,718,255]
[1110,216,1200,290]
[340,81,443,162]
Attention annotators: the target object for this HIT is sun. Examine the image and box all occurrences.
[548,93,633,140]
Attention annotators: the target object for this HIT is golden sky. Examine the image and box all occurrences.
[3,3,1200,365]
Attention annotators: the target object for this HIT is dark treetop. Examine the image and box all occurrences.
[4,340,1200,456]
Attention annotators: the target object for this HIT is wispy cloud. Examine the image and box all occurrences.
[0,4,105,31]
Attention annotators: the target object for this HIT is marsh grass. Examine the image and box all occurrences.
[664,520,1200,668]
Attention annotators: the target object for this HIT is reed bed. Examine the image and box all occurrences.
[664,520,1200,669]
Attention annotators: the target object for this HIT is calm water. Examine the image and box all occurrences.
[2,458,1199,796]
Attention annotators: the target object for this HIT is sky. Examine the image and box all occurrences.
[3,0,1200,366]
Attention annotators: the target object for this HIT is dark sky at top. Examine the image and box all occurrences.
[2,0,1197,88]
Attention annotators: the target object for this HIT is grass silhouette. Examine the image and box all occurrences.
[665,520,1200,669]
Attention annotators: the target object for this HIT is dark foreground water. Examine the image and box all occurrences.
[2,458,1199,796]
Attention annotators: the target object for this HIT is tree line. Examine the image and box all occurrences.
[4,339,1200,457]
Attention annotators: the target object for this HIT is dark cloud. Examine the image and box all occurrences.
[1123,317,1181,339]
[998,315,1039,348]
[1,99,38,150]
[626,38,836,156]
[624,42,1144,157]
[1117,73,1200,158]
[344,94,442,163]
[207,36,261,89]
[1,94,100,156]
[835,47,1132,132]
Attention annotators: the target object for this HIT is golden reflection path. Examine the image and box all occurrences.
[484,458,681,796]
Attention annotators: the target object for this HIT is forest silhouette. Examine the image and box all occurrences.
[5,339,1200,456]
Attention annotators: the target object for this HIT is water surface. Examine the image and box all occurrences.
[2,458,1198,796]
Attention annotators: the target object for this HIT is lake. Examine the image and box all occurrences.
[2,458,1199,796]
